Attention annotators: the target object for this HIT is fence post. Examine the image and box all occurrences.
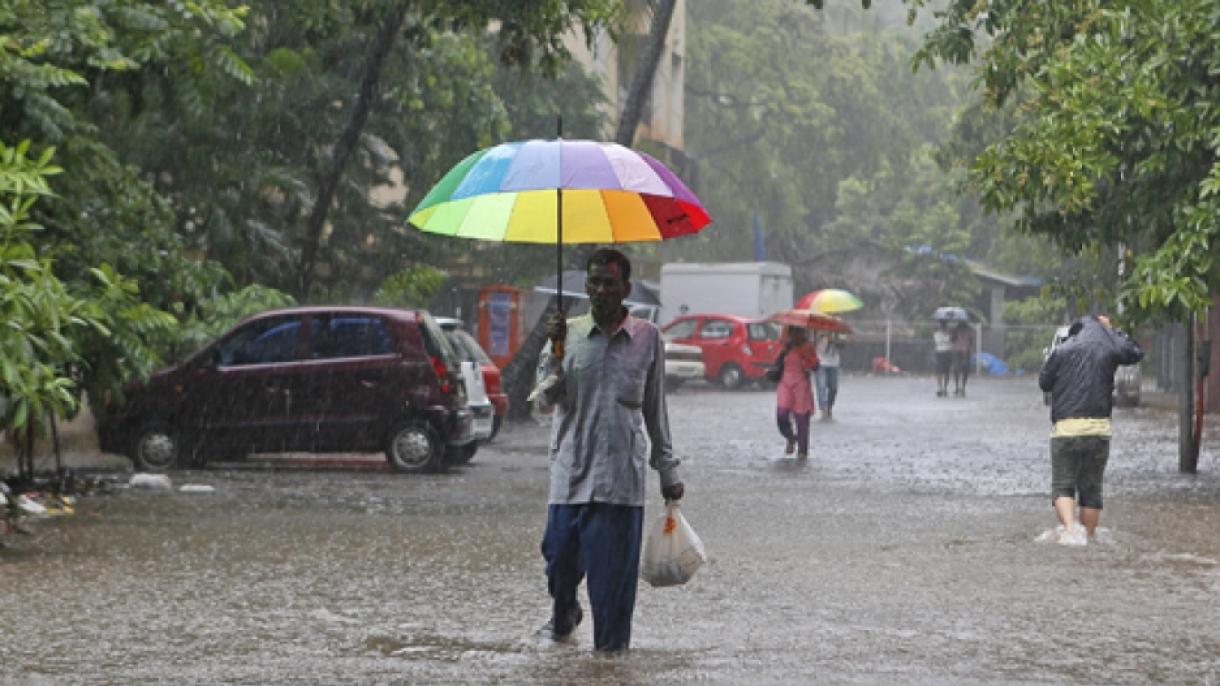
[885,318,891,367]
[975,322,983,376]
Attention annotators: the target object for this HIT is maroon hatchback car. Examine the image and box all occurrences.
[96,306,474,473]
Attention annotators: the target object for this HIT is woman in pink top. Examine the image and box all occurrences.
[775,326,820,459]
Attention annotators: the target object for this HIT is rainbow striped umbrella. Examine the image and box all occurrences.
[407,138,711,307]
[796,289,863,314]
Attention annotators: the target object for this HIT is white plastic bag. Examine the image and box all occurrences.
[640,502,706,587]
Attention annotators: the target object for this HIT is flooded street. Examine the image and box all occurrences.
[3,376,1220,684]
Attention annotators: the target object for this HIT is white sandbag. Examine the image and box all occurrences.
[640,502,706,587]
[129,473,173,490]
[178,484,215,493]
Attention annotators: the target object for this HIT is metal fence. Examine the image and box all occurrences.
[840,318,1180,391]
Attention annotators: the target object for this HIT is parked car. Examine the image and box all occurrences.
[1041,323,1141,406]
[435,317,504,444]
[662,314,783,389]
[96,306,474,473]
[663,338,705,390]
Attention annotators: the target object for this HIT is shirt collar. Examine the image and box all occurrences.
[584,308,636,340]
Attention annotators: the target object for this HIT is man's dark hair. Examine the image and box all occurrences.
[586,248,631,283]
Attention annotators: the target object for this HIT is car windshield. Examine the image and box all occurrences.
[443,329,492,365]
[453,329,492,364]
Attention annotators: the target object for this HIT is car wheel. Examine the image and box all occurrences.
[719,363,744,390]
[446,442,478,465]
[130,424,180,472]
[385,420,442,473]
[666,376,684,391]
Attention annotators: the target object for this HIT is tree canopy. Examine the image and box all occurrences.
[915,0,1220,322]
[0,0,622,448]
[667,0,1060,319]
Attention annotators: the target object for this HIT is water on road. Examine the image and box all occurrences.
[2,376,1218,684]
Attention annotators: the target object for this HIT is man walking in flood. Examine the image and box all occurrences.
[1038,315,1143,544]
[532,248,685,652]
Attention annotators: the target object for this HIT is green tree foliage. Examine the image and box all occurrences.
[75,0,618,300]
[0,141,176,475]
[372,266,446,308]
[915,0,1220,323]
[676,0,1017,319]
[1,1,262,419]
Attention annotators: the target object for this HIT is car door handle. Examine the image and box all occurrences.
[359,379,378,389]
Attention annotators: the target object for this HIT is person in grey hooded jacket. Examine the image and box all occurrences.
[1038,315,1143,542]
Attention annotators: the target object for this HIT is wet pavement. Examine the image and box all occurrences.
[2,375,1219,684]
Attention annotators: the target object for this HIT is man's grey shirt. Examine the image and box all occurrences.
[534,313,680,507]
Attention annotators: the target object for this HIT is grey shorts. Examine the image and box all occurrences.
[935,351,952,375]
[1050,435,1110,509]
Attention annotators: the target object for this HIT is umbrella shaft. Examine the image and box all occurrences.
[557,186,563,312]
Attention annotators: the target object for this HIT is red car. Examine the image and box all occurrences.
[662,314,784,388]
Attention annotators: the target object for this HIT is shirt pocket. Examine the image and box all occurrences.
[616,365,647,410]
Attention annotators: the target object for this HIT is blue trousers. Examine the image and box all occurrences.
[541,503,643,651]
[815,366,839,410]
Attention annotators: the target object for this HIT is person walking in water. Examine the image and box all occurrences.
[1038,315,1143,544]
[775,326,819,459]
[933,321,953,397]
[814,330,843,420]
[951,321,973,396]
[532,248,685,652]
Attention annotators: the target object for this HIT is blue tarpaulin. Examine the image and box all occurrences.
[973,351,1009,375]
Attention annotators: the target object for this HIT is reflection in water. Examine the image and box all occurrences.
[1,378,1218,684]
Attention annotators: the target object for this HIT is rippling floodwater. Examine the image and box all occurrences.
[2,376,1218,684]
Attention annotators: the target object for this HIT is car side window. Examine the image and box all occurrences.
[700,320,733,339]
[747,323,778,340]
[665,320,697,339]
[217,317,303,366]
[310,315,394,359]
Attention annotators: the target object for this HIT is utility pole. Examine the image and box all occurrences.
[1180,313,1199,472]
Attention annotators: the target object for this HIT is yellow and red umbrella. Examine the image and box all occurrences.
[796,289,863,314]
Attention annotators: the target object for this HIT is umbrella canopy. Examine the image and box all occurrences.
[796,289,863,314]
[407,139,710,244]
[933,306,970,322]
[768,308,852,333]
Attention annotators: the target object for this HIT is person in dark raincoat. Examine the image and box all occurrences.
[1038,315,1143,543]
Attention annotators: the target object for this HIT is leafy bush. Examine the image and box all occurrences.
[373,266,446,309]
